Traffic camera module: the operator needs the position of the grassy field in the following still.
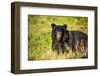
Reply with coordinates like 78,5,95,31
28,15,88,60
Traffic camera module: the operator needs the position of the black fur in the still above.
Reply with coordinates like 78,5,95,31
63,30,88,51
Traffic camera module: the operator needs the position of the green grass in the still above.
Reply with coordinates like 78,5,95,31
28,15,88,60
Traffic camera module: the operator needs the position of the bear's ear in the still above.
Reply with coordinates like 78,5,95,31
51,23,56,28
63,24,67,29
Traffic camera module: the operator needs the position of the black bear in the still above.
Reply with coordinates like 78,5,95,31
51,23,88,53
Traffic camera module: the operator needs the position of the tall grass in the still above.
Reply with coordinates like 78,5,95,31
28,15,88,60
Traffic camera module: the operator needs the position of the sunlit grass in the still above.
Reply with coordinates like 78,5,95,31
28,47,88,60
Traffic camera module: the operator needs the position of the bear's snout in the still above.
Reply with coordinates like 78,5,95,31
56,31,62,41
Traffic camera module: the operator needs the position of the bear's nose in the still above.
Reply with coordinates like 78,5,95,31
56,32,62,41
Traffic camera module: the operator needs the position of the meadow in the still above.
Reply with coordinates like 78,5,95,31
28,15,88,60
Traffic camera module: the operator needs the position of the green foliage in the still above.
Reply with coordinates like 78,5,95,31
28,15,88,60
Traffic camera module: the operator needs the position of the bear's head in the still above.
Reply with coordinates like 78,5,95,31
51,23,67,41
